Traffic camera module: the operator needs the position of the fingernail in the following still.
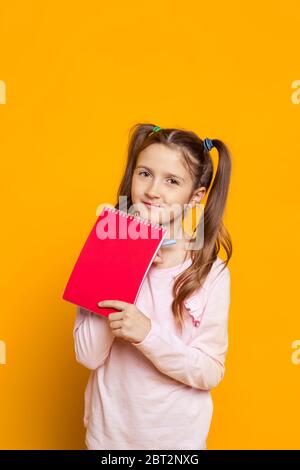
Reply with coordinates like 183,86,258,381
98,302,103,306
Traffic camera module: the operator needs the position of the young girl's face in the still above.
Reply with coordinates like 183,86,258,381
131,143,201,231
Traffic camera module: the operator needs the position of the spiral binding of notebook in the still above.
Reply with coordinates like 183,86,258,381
62,205,168,317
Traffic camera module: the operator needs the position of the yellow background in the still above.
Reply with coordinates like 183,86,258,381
0,0,300,450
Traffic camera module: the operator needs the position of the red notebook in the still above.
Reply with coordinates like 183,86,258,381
62,206,167,317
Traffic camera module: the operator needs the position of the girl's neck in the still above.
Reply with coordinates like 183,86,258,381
156,231,192,269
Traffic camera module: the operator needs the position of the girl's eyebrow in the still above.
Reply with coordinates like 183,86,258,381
135,165,185,182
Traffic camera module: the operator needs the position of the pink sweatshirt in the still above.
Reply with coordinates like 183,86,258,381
73,256,231,450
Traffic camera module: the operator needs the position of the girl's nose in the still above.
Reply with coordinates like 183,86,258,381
146,181,161,199
146,190,160,199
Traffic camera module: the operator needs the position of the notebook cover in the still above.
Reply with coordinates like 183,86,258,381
62,206,167,317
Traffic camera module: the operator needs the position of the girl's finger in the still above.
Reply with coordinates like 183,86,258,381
153,248,165,264
109,320,123,330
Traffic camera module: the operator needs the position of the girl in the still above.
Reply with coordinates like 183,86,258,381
73,123,232,450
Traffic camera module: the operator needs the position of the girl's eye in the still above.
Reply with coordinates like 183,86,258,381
138,171,150,178
168,178,179,185
138,171,179,185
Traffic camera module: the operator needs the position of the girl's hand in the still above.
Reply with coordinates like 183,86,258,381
97,300,151,344
153,248,165,265
133,210,165,264
133,209,165,266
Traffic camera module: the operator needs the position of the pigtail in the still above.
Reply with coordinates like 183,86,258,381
202,139,232,275
172,138,233,334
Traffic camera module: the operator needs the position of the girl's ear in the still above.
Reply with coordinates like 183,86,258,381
189,187,206,208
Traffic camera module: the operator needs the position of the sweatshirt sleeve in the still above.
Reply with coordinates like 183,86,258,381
131,266,231,390
73,306,115,370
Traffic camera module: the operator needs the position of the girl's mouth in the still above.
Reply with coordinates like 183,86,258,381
143,201,161,208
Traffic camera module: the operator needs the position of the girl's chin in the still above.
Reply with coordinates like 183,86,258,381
137,207,165,225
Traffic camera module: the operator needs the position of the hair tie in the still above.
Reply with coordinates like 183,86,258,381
203,137,214,152
152,126,161,133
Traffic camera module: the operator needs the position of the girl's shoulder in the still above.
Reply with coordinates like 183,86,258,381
192,255,230,294
208,256,230,287
183,256,230,322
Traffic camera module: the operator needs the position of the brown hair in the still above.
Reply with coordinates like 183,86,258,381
114,123,232,334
